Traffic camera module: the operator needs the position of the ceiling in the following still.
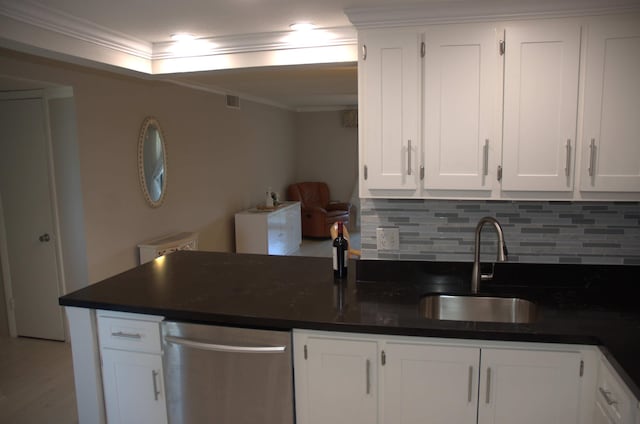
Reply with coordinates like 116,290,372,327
0,0,390,110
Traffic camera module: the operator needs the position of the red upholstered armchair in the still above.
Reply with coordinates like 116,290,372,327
287,182,353,238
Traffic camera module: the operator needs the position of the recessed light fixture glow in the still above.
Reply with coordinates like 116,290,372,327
171,33,196,42
289,22,316,32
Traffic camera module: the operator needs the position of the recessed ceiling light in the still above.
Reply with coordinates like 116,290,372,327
171,33,196,41
289,23,316,32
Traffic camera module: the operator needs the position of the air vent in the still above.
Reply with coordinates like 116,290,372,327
226,95,240,109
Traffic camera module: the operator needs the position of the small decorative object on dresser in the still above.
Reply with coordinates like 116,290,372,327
137,231,199,264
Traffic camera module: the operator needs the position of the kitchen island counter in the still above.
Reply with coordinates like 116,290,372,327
59,251,640,398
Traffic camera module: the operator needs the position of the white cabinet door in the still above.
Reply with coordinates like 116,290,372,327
294,333,378,424
382,341,479,424
360,29,420,192
502,21,581,191
580,16,640,193
101,349,167,424
478,348,582,424
423,24,500,191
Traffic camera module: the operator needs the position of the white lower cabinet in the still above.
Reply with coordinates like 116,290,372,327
101,349,167,424
383,341,480,424
294,330,595,424
594,355,638,424
97,310,167,424
293,333,378,424
477,348,582,424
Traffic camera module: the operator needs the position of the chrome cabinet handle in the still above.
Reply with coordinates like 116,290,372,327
485,367,492,404
165,335,286,353
483,139,489,176
366,359,371,394
362,44,367,60
111,331,142,339
565,139,571,177
152,370,160,401
588,138,596,177
468,366,474,403
407,140,412,176
599,387,618,406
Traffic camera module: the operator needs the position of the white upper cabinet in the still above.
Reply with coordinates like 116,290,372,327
360,29,420,192
580,16,640,193
423,24,501,192
502,20,581,192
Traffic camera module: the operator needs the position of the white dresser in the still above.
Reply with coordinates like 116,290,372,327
235,201,302,255
138,231,199,264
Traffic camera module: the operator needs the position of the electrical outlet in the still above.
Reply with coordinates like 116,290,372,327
377,227,400,251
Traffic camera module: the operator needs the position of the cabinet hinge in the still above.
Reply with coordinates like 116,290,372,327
497,165,503,182
579,360,584,377
420,42,425,58
362,44,367,61
499,40,505,56
364,165,368,180
304,344,308,360
420,165,424,180
381,350,386,366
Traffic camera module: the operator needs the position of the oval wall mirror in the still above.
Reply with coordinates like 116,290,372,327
137,117,167,207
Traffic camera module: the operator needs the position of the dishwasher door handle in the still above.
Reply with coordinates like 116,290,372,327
165,335,287,353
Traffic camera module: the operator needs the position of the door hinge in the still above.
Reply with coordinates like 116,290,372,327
364,165,368,180
420,41,425,58
362,44,367,61
499,40,505,56
579,360,584,377
381,350,386,366
497,165,503,182
420,165,424,180
304,344,308,360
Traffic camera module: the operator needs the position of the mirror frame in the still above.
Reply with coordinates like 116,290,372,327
137,116,167,208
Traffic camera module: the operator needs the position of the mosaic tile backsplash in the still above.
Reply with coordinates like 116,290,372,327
360,199,640,265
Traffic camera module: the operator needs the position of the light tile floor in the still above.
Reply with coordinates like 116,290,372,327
0,336,77,424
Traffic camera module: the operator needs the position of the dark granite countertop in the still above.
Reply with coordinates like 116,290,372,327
59,251,640,398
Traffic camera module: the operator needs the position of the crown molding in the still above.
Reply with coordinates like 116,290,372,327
151,26,356,60
0,0,152,59
345,0,640,28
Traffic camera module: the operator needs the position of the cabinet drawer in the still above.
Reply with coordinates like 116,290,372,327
97,313,162,354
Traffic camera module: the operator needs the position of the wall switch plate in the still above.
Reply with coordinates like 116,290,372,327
377,227,400,251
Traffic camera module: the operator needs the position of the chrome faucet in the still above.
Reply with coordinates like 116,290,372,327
471,217,508,293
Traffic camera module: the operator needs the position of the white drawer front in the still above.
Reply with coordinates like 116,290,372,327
98,315,162,354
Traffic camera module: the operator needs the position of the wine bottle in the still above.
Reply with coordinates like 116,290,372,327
332,221,348,279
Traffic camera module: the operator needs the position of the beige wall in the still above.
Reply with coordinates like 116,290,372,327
293,111,358,208
0,48,296,284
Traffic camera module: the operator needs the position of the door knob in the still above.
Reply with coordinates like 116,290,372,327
39,233,50,242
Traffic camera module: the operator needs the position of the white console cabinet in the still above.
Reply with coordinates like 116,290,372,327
235,201,301,255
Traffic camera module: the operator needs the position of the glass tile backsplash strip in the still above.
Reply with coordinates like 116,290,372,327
360,199,640,265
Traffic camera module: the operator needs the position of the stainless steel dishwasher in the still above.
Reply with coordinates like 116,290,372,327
162,321,294,424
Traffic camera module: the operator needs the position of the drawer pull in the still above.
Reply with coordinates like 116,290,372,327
485,367,492,404
468,365,474,403
111,331,142,340
599,387,617,406
152,370,160,401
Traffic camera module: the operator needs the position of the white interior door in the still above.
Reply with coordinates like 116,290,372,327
0,97,65,341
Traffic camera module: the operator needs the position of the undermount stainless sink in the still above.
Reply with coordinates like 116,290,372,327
420,294,537,324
